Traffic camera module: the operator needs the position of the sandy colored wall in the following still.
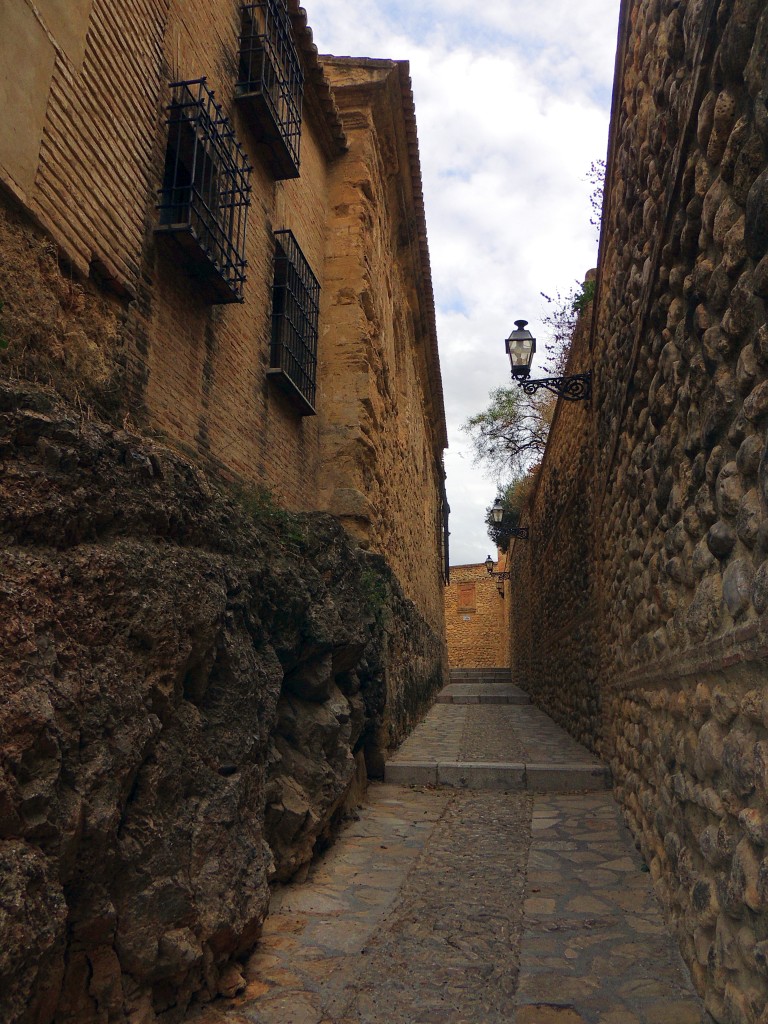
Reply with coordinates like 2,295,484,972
0,6,448,639
1,0,330,509
317,57,448,639
445,562,510,670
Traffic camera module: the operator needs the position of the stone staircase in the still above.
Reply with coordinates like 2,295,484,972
386,667,610,793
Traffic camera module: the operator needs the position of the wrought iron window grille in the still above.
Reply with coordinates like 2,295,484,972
236,0,303,179
156,78,252,304
268,229,319,415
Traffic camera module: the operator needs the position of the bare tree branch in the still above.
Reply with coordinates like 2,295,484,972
461,386,554,480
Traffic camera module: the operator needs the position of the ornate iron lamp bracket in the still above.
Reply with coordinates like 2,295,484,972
514,371,592,402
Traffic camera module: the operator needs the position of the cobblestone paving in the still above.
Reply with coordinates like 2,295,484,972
517,794,711,1024
188,685,710,1024
437,682,529,703
327,790,531,1023
388,701,596,767
459,705,526,762
512,705,597,766
388,704,466,763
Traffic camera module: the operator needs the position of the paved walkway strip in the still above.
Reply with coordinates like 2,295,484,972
518,793,708,1024
386,679,609,792
188,675,710,1024
436,681,530,704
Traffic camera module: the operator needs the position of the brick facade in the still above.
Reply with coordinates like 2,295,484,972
0,0,447,637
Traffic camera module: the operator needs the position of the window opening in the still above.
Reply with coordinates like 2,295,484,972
236,0,303,179
268,229,319,415
457,583,476,613
156,78,251,303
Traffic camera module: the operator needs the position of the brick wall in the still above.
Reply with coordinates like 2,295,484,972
0,2,448,640
445,562,510,670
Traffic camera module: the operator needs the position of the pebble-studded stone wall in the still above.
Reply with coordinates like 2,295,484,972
508,1,768,1018
444,562,510,669
507,309,602,756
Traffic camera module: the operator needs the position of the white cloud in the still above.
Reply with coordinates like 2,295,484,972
310,0,619,564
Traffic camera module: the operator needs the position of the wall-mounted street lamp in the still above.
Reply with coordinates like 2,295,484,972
485,496,529,594
485,553,512,581
490,496,529,541
506,320,591,402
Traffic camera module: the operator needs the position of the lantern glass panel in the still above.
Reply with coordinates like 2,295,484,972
507,334,533,371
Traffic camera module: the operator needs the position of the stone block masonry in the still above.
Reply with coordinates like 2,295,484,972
445,561,511,669
508,1,768,1019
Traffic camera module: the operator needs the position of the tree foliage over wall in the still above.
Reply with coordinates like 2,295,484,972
484,472,537,552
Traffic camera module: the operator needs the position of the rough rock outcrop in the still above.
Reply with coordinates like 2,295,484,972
0,383,443,1024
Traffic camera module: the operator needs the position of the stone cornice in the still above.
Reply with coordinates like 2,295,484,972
317,55,447,454
287,2,348,159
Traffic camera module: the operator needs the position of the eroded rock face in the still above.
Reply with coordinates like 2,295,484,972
0,383,444,1024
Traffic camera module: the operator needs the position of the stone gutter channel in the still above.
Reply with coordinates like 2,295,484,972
189,672,711,1024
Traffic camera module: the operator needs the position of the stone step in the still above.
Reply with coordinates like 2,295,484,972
437,684,530,705
384,760,611,792
449,667,511,683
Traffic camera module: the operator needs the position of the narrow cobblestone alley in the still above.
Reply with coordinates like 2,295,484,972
189,673,711,1024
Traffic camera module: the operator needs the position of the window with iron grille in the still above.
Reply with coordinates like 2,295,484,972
267,230,319,415
236,0,303,179
156,78,251,304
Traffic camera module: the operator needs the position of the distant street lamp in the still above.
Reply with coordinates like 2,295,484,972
485,554,512,581
506,320,591,402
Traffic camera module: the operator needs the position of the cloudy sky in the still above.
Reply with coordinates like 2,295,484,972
310,0,620,565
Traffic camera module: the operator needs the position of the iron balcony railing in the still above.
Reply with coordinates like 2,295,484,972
236,0,303,179
156,78,252,303
267,229,319,414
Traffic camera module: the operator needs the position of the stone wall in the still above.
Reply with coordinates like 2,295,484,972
508,1,768,1018
0,1,447,638
507,310,601,755
445,562,510,669
0,382,444,1024
0,7,449,1020
2,0,338,510
317,57,448,636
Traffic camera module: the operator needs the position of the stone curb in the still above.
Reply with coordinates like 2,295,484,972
385,760,611,792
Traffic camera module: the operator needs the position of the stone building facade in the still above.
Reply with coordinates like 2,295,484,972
445,560,510,670
508,1,768,1018
0,0,447,637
